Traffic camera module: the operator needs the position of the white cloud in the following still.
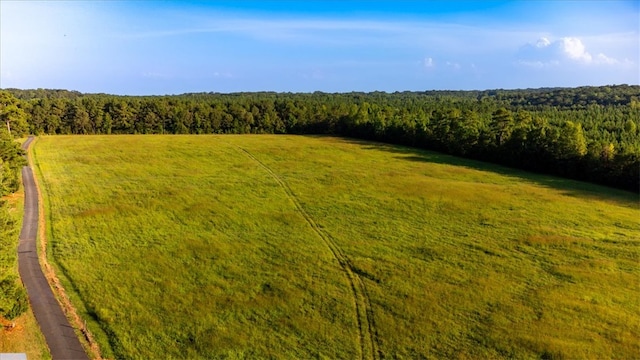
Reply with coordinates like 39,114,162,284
536,37,551,48
517,36,624,67
446,61,461,70
596,53,618,65
424,57,434,68
560,37,592,62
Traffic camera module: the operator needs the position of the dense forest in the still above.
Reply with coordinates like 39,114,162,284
2,85,639,192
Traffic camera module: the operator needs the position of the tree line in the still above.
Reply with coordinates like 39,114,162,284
2,85,639,192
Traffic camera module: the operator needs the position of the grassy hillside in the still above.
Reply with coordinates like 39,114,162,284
33,135,639,359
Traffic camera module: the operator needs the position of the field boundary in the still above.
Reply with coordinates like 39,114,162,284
236,145,381,360
27,137,103,359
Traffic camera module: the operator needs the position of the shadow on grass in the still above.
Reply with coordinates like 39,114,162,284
307,135,639,209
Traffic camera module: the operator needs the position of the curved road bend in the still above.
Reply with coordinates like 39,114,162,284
18,136,89,359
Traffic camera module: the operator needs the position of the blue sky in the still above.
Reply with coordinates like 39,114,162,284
1,1,638,95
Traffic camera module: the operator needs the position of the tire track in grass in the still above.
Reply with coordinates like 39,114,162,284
236,146,380,360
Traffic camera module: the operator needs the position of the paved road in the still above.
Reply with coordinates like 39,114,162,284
18,136,89,360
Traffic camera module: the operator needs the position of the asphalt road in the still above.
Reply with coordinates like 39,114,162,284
18,136,89,360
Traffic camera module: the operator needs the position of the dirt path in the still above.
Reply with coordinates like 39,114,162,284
18,136,89,360
237,146,381,360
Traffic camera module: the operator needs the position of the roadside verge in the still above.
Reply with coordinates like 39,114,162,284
20,137,99,359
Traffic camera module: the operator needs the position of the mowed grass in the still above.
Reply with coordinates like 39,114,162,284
33,135,639,359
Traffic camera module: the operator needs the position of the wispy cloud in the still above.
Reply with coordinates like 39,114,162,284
142,72,172,79
446,61,461,70
121,13,537,52
424,57,434,68
212,71,233,79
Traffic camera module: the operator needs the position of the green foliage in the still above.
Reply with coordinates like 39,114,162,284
0,276,28,320
490,107,514,146
6,85,640,190
0,197,27,321
34,135,640,359
0,133,28,322
0,132,26,196
0,91,29,137
556,121,588,159
624,118,637,135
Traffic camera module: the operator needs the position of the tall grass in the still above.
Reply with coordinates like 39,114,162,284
33,135,639,359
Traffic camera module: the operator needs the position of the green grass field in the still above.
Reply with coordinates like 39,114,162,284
32,135,639,359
